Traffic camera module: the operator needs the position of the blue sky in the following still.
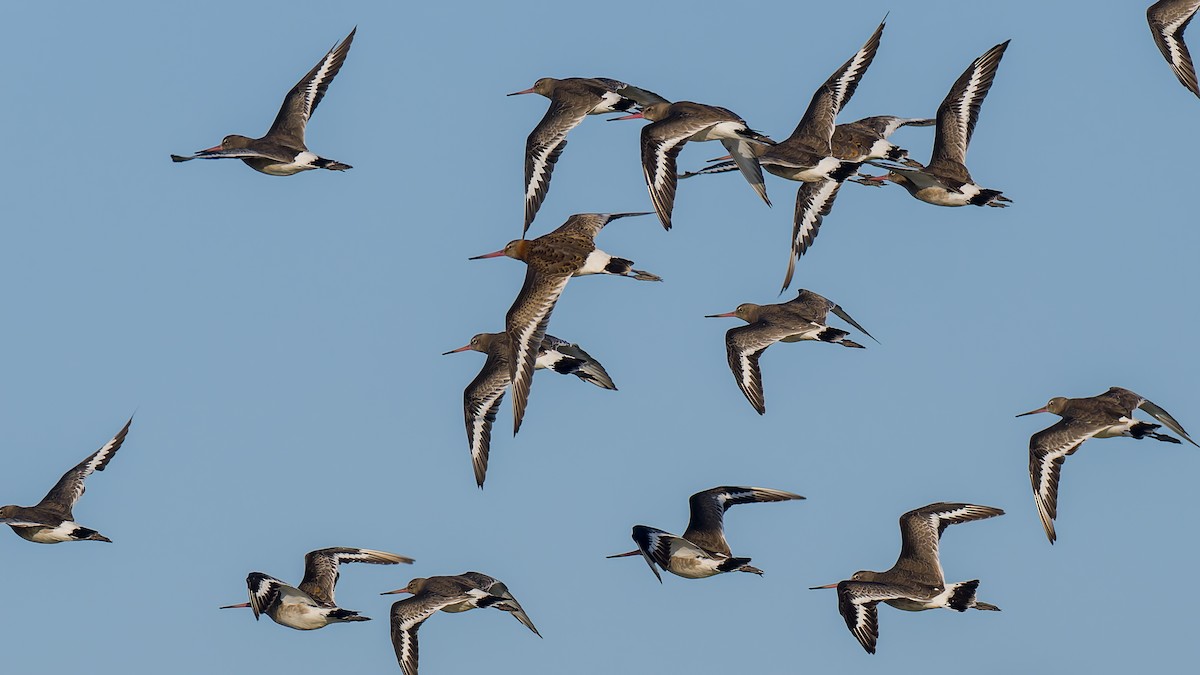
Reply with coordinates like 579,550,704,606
2,1,1198,673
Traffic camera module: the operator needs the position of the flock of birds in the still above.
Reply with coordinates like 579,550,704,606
5,2,1200,670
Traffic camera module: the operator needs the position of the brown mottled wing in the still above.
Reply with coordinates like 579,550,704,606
1029,419,1105,543
266,27,356,148
523,97,592,235
724,322,801,415
895,502,1004,584
682,486,804,556
36,417,132,519
785,19,884,148
641,111,718,230
553,211,651,239
463,350,509,486
930,40,1009,170
1148,0,1200,97
781,179,841,292
837,580,905,654
299,547,415,606
506,267,571,434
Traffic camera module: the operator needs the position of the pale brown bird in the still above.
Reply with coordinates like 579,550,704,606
1018,386,1198,543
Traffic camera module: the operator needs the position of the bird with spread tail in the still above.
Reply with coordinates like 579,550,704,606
171,28,356,174
811,502,1003,654
384,572,540,675
1018,386,1198,543
469,212,660,435
444,331,616,486
706,289,874,414
608,486,804,581
219,547,413,630
1,417,132,544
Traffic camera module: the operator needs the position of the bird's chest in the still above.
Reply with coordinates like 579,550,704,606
687,121,742,142
666,549,724,579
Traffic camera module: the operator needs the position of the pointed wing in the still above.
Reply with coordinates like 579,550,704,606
523,98,591,235
1148,0,1200,97
36,417,132,519
641,113,715,230
457,572,541,636
1138,395,1199,447
552,211,651,239
719,138,771,206
682,486,804,556
930,40,1010,169
786,19,885,148
463,350,509,487
391,593,473,675
724,322,801,415
1029,418,1105,543
591,78,671,108
186,147,296,162
836,580,907,654
628,525,686,583
298,547,414,606
850,115,936,138
895,502,1004,584
781,179,842,292
266,27,356,148
506,268,571,435
537,335,617,390
245,572,295,620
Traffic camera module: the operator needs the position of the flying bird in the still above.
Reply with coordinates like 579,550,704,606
219,547,413,630
868,41,1012,207
607,486,804,581
509,77,668,234
444,331,617,486
171,28,356,175
706,289,874,414
1,417,132,544
1148,0,1200,98
811,502,1003,654
682,113,934,291
469,212,660,435
616,100,774,230
384,572,540,675
1018,386,1198,543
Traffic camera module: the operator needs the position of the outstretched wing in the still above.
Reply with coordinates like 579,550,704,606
463,351,510,487
1028,419,1103,543
895,502,1004,584
506,268,571,435
523,99,592,235
683,486,805,556
266,27,356,148
931,40,1010,168
1148,0,1200,98
37,417,133,519
299,547,415,606
781,179,842,292
836,580,907,654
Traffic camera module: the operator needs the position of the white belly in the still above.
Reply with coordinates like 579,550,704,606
272,603,333,630
16,521,79,544
688,121,744,142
